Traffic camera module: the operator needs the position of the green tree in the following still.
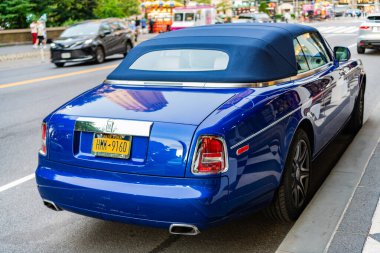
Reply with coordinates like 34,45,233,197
0,0,35,29
94,0,140,18
192,0,212,4
259,1,268,14
216,0,232,14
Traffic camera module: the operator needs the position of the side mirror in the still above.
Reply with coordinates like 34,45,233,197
100,30,111,37
334,46,351,62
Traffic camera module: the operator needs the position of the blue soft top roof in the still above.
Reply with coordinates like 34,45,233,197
108,23,318,83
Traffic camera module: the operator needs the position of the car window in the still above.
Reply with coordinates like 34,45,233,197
296,33,329,70
367,15,380,22
130,49,229,71
109,22,119,31
100,23,111,33
310,33,332,62
293,39,310,73
185,13,195,21
111,21,125,30
174,13,184,21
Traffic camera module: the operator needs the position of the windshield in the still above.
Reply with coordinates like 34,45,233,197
367,15,380,22
61,23,100,37
130,49,229,71
174,13,183,22
255,13,270,19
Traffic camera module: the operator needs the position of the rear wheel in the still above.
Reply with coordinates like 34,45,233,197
95,47,105,64
54,63,64,68
357,46,365,54
264,129,312,221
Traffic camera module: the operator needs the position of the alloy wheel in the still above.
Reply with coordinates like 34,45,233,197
291,139,310,209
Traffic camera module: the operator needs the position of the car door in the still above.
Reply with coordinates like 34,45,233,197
114,21,128,53
297,32,351,146
99,22,114,56
292,37,330,152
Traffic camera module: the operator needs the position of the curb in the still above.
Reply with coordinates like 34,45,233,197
0,50,50,62
276,102,380,253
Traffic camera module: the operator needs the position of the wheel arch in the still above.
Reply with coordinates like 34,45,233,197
297,119,315,157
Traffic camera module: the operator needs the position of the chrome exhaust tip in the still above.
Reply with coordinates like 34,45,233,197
169,224,200,235
43,199,62,211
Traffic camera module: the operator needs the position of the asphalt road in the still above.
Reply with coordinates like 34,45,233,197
1,20,379,253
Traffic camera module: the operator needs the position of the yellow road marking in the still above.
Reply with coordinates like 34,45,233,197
0,64,117,89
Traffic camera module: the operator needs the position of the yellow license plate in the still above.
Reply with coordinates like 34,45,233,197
92,133,132,159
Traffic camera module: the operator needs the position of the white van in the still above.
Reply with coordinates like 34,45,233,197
171,6,216,31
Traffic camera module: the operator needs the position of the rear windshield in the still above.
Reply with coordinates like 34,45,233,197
238,15,253,19
367,15,380,22
129,49,229,71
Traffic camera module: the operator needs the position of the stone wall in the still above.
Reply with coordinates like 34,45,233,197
0,27,66,46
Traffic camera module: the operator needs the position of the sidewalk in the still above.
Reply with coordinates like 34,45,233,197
0,33,156,62
0,44,49,62
277,101,380,253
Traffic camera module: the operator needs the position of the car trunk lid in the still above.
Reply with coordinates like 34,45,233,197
47,84,241,177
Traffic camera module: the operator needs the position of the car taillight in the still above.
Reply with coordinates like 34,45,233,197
360,26,371,30
40,123,47,156
192,136,228,174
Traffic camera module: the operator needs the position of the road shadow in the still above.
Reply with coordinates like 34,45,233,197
59,54,124,69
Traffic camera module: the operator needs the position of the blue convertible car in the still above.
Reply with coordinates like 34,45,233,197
36,24,366,235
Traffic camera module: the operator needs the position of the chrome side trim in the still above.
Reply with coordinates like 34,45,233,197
75,117,153,137
103,78,292,88
104,63,332,89
230,107,301,150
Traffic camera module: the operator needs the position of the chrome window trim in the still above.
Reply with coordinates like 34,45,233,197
75,117,153,137
103,64,331,88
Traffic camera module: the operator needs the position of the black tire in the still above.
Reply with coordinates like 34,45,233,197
95,47,105,64
357,46,365,54
347,86,365,134
123,41,133,57
54,63,64,68
264,129,312,221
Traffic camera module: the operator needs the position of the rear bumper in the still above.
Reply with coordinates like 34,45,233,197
35,159,229,230
358,34,380,48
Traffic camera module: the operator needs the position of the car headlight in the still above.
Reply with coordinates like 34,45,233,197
84,39,93,45
50,43,56,48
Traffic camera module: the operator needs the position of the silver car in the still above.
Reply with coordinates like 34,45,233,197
357,13,380,54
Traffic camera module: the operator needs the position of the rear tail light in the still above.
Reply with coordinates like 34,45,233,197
40,123,47,156
360,26,371,30
192,136,228,174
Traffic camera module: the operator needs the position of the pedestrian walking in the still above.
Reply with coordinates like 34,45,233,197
30,20,38,45
149,18,155,33
284,11,291,23
34,21,46,49
141,17,147,34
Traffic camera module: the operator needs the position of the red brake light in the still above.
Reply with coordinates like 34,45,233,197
192,136,227,174
360,26,370,30
40,123,47,156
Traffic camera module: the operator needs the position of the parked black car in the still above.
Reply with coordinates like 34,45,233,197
50,19,135,67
